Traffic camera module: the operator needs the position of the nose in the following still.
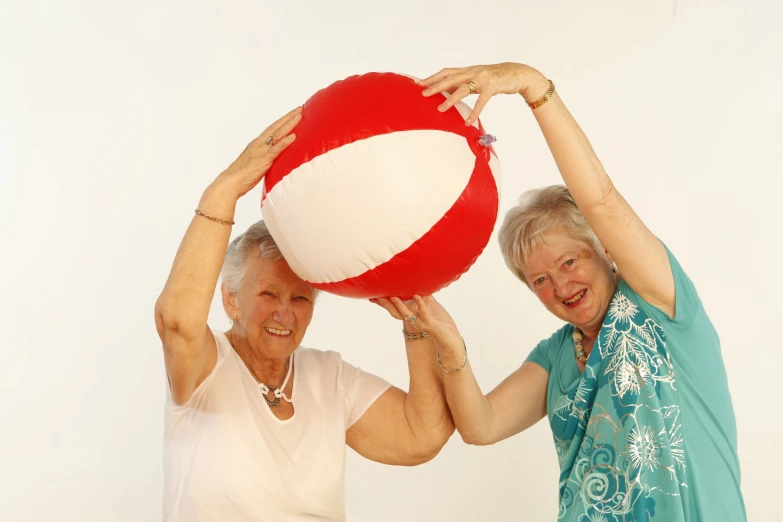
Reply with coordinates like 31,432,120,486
274,300,295,326
551,274,573,300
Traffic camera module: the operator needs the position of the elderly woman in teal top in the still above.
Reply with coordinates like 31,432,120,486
378,62,745,521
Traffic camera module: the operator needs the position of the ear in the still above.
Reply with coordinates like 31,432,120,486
221,284,239,321
602,248,617,273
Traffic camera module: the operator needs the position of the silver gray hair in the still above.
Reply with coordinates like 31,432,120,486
221,220,318,299
498,185,603,287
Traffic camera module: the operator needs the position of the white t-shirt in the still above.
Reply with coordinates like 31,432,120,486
163,330,392,522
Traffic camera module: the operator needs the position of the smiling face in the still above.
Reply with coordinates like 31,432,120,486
520,228,617,334
223,255,315,361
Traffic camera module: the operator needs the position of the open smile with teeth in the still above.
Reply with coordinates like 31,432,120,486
563,289,587,305
264,327,292,336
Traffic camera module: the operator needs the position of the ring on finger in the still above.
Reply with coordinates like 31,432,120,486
404,315,416,323
466,81,477,94
264,136,274,146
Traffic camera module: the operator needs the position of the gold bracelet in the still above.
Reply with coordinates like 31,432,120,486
195,209,235,226
527,79,556,109
436,337,468,374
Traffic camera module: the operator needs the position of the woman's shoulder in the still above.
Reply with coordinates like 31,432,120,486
208,328,236,358
525,323,573,374
615,241,703,326
295,346,349,373
536,323,574,355
541,323,573,347
296,346,340,360
295,347,381,381
294,347,372,391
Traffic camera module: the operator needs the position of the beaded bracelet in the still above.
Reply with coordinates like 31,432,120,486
195,209,235,226
402,329,429,341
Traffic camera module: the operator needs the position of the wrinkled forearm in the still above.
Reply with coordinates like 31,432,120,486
155,180,239,334
523,73,614,212
434,340,496,445
402,338,455,460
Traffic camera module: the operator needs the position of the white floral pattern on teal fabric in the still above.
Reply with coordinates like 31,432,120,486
551,290,688,522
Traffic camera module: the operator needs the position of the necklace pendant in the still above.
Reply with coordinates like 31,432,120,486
263,384,281,407
257,355,292,408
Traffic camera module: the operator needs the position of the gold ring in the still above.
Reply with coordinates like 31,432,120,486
264,136,274,146
466,81,477,94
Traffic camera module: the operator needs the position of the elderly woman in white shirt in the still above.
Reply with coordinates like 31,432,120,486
154,108,454,522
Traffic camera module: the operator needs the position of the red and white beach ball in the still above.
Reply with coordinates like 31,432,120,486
261,72,501,299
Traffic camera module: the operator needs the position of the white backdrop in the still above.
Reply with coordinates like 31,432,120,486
1,1,781,521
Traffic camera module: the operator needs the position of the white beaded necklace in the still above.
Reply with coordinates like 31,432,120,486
572,328,588,363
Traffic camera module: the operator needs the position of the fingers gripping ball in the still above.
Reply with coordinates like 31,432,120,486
261,72,501,299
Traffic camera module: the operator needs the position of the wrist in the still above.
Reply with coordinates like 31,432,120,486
436,337,468,374
198,180,240,219
436,337,465,363
402,320,419,334
519,70,550,103
205,175,243,203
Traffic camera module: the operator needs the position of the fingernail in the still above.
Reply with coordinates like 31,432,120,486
438,104,447,112
422,89,430,96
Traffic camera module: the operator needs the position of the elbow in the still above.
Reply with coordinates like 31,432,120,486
405,447,441,467
155,293,184,322
155,295,176,329
581,178,619,216
154,297,203,342
458,426,494,447
155,298,179,338
405,441,445,466
460,433,491,447
405,420,455,466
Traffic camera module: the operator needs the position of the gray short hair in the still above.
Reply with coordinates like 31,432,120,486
498,185,601,287
220,220,286,294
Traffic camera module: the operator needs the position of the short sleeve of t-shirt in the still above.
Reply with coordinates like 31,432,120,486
624,242,701,328
524,325,572,374
525,342,552,373
339,357,392,429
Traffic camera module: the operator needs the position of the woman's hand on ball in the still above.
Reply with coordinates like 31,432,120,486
419,63,549,125
217,107,303,199
371,295,461,347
